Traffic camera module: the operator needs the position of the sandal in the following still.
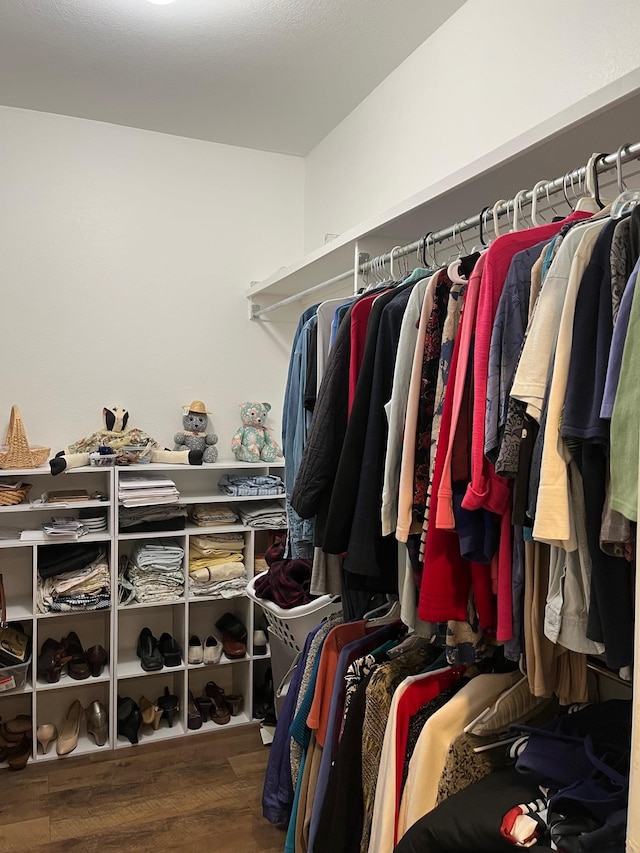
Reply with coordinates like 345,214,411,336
205,681,230,725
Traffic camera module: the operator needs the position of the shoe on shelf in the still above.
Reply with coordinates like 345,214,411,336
204,681,231,725
214,613,247,660
187,691,202,730
7,736,31,771
139,696,163,730
157,686,180,728
117,696,142,745
253,630,268,656
203,635,222,665
188,635,203,665
57,700,84,756
195,696,214,723
36,723,58,755
86,645,108,678
136,628,163,672
4,715,32,735
226,694,243,717
37,645,71,684
158,633,182,668
86,701,108,747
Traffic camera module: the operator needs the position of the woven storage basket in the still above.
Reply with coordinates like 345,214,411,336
0,484,31,506
0,406,50,470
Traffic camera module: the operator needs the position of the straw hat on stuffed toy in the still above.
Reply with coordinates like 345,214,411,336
183,400,211,414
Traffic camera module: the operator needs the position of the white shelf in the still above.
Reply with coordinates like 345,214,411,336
36,666,111,691
0,499,109,514
0,462,286,756
117,653,185,680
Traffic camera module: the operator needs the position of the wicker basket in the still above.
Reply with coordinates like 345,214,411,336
0,484,32,506
0,406,50,470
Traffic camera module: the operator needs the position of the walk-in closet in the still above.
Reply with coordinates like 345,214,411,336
2,1,640,851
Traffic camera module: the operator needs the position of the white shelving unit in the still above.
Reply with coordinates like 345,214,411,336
0,461,285,764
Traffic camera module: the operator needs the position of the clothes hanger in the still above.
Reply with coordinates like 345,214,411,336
472,206,491,250
447,223,468,284
576,153,608,211
545,180,562,220
562,171,575,212
511,189,529,231
611,142,640,218
492,198,507,238
421,231,433,269
530,180,550,226
463,674,527,738
389,246,403,280
363,595,402,625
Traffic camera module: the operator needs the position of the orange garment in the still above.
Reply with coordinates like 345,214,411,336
306,621,368,747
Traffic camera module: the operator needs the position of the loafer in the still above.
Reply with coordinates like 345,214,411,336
158,633,182,667
203,635,222,665
136,628,163,672
188,635,203,665
68,655,91,680
214,613,247,660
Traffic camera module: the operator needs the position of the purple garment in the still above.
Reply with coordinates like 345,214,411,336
307,626,399,853
600,257,640,419
262,622,323,825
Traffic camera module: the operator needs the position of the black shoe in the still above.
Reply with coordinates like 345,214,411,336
187,691,202,730
158,632,182,667
117,696,142,744
136,628,163,672
157,686,180,727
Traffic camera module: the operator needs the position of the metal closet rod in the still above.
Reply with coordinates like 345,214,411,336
251,141,640,319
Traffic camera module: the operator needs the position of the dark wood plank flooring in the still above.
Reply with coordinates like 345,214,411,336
0,727,285,852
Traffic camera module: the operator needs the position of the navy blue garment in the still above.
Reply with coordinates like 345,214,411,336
452,480,500,563
262,622,323,825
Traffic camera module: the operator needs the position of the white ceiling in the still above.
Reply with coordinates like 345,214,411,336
0,0,465,155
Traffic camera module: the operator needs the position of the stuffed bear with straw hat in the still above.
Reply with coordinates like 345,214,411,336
174,400,219,463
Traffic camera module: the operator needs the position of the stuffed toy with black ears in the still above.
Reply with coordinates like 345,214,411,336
50,406,204,475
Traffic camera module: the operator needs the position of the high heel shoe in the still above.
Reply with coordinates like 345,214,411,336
136,628,163,672
158,633,182,668
187,691,202,730
86,701,108,747
205,681,230,725
117,696,142,745
37,646,72,684
157,686,179,728
138,696,163,730
57,700,84,756
226,694,243,717
36,723,58,755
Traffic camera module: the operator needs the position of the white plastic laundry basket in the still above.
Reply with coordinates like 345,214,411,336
246,574,341,652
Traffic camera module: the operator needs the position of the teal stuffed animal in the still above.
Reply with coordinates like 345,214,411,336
231,402,283,463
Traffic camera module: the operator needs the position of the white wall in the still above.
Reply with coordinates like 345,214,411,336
304,0,640,253
0,106,305,455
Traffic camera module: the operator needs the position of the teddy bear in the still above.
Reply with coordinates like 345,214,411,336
174,400,218,463
50,406,204,475
231,402,283,464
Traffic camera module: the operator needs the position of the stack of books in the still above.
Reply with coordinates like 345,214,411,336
118,474,180,507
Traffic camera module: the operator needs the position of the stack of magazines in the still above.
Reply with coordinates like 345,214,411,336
118,474,180,507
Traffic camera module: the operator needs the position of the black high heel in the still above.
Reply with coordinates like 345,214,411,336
117,696,142,745
157,686,179,728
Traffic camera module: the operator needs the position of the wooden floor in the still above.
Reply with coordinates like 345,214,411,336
0,726,286,853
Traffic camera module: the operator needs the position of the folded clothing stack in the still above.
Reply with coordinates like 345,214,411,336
189,534,246,598
118,474,180,507
120,539,184,605
188,504,239,527
235,501,287,529
119,504,187,534
218,474,285,497
37,547,110,613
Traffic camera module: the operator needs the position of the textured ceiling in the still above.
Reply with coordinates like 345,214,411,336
0,0,465,155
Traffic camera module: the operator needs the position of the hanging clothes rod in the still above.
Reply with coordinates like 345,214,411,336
586,661,632,688
251,141,640,319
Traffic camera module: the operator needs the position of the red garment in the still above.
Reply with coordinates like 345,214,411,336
462,213,592,517
460,213,592,640
393,667,466,843
348,293,379,415
418,309,495,632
